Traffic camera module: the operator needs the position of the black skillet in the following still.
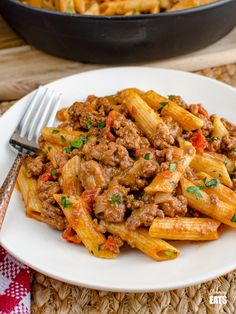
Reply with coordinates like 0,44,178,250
0,0,236,64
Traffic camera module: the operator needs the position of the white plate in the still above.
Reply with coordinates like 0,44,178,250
1,67,236,292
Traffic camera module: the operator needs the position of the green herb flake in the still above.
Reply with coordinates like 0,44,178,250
223,161,228,166
165,250,174,257
168,162,177,171
233,167,236,172
98,244,102,251
205,179,219,188
202,177,207,184
52,129,59,134
131,198,139,203
109,193,122,205
61,196,72,208
70,135,88,150
231,214,236,222
186,186,204,200
159,101,168,107
61,135,66,142
144,153,151,160
51,169,57,176
87,115,92,129
168,95,175,100
98,121,106,129
64,147,72,153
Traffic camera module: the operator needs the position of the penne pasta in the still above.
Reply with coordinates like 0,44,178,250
17,165,43,222
54,194,117,259
194,172,236,207
211,116,229,140
149,217,221,240
41,127,86,147
100,0,160,15
104,222,179,261
141,90,203,131
61,156,83,195
120,89,169,140
41,142,63,167
180,177,236,228
191,153,232,187
55,0,76,12
203,151,235,173
145,140,196,194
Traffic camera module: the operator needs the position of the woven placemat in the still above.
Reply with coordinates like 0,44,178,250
1,64,236,314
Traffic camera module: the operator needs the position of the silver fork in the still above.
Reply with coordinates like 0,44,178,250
0,86,62,229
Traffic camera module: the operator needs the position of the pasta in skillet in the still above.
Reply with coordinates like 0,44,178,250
19,0,218,15
17,87,236,261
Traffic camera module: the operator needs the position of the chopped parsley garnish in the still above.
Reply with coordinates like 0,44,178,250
230,174,235,179
51,169,57,176
61,135,66,142
144,153,151,160
168,95,175,100
98,244,102,251
223,161,228,166
205,179,219,188
202,177,207,184
233,167,236,172
109,193,122,205
52,129,59,134
165,250,174,257
131,198,139,203
64,147,72,153
61,196,72,208
97,121,106,129
87,116,92,129
231,214,236,222
186,186,204,200
168,162,177,171
159,101,168,107
70,135,88,149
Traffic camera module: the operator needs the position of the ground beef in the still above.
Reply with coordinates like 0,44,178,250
120,158,159,190
221,135,236,151
169,95,188,109
83,139,133,170
41,202,66,231
102,235,124,254
54,152,70,170
126,195,145,210
189,104,213,137
162,116,182,139
159,195,188,217
183,166,196,181
25,155,45,176
150,123,175,149
134,148,157,161
222,118,236,137
68,96,111,130
112,112,150,150
126,204,164,230
93,180,129,223
207,137,221,152
37,180,61,203
79,160,108,190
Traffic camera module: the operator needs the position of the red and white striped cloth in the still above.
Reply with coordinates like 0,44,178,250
0,247,30,314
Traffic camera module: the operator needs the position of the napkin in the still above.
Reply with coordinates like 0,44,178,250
0,247,30,314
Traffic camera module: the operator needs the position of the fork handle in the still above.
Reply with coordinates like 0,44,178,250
0,152,25,230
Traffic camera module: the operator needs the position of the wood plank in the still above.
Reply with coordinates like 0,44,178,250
0,16,25,49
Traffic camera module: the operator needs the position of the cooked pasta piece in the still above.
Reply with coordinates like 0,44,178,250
145,140,196,194
190,153,232,187
56,107,69,121
211,116,229,140
17,165,43,222
168,0,217,11
41,127,86,147
194,172,236,207
54,194,118,258
41,142,63,167
141,90,203,131
149,217,221,240
100,0,160,15
180,177,236,228
55,0,75,12
203,151,235,173
104,222,179,261
61,156,83,195
121,89,169,140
